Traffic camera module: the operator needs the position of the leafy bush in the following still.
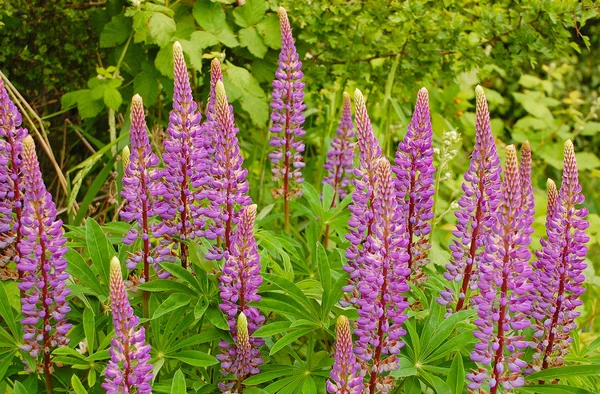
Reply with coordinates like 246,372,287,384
1,1,599,394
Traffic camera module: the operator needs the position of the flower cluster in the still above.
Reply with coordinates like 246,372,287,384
529,140,589,371
17,136,71,367
268,7,306,202
519,141,535,239
392,88,435,281
354,158,410,393
344,89,382,303
323,92,356,201
218,205,264,389
120,95,160,278
441,86,502,311
0,80,27,268
151,42,204,268
467,145,532,393
327,315,363,393
103,257,153,394
201,79,251,259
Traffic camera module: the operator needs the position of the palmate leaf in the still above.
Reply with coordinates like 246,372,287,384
152,293,191,320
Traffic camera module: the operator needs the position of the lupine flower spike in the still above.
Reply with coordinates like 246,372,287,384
467,145,531,393
0,80,28,270
218,205,264,391
202,80,250,259
327,315,363,393
343,89,382,305
392,88,435,281
519,141,535,240
17,136,71,390
441,85,502,311
355,157,410,394
103,257,153,394
152,41,204,268
323,92,355,202
530,141,589,371
201,58,224,155
268,7,306,232
120,95,160,282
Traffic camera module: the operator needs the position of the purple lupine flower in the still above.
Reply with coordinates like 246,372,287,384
152,41,204,269
530,141,589,371
354,157,410,393
327,315,363,393
218,205,264,388
343,89,382,305
0,80,28,269
323,92,355,201
392,88,435,281
268,7,306,230
103,257,153,394
519,141,535,239
467,145,531,393
441,85,502,311
120,95,160,280
201,80,251,259
17,136,71,371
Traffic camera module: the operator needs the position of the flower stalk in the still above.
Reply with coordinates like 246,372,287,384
441,85,502,311
268,7,306,233
18,136,71,393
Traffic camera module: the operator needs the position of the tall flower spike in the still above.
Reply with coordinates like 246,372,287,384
120,95,160,281
327,315,363,393
519,141,535,239
355,158,410,394
0,80,28,269
17,136,71,382
323,92,356,201
201,80,251,260
198,58,224,157
343,89,382,305
218,205,264,390
392,87,435,281
530,141,589,371
441,85,502,311
152,41,204,269
467,145,531,393
268,7,306,231
103,257,153,394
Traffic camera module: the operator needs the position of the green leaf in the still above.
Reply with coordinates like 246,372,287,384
137,279,195,295
0,281,18,339
179,31,219,70
253,321,293,338
446,355,464,394
240,93,269,126
232,0,267,27
61,90,87,109
581,121,600,136
83,308,95,354
215,24,239,48
13,381,27,394
239,27,268,58
134,69,161,106
85,218,116,288
575,152,600,170
171,369,186,394
518,385,596,394
103,87,122,110
194,296,209,320
160,263,202,293
148,12,176,47
78,96,105,119
152,293,192,320
169,350,219,367
66,249,106,296
192,0,226,34
71,374,88,394
526,364,600,381
257,14,281,49
404,376,422,394
269,327,314,355
155,45,174,78
206,307,229,330
100,14,132,48
302,377,317,394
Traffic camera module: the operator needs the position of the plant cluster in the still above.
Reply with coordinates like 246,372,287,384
0,4,598,394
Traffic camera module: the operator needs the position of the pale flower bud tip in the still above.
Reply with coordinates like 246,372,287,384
475,84,485,96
